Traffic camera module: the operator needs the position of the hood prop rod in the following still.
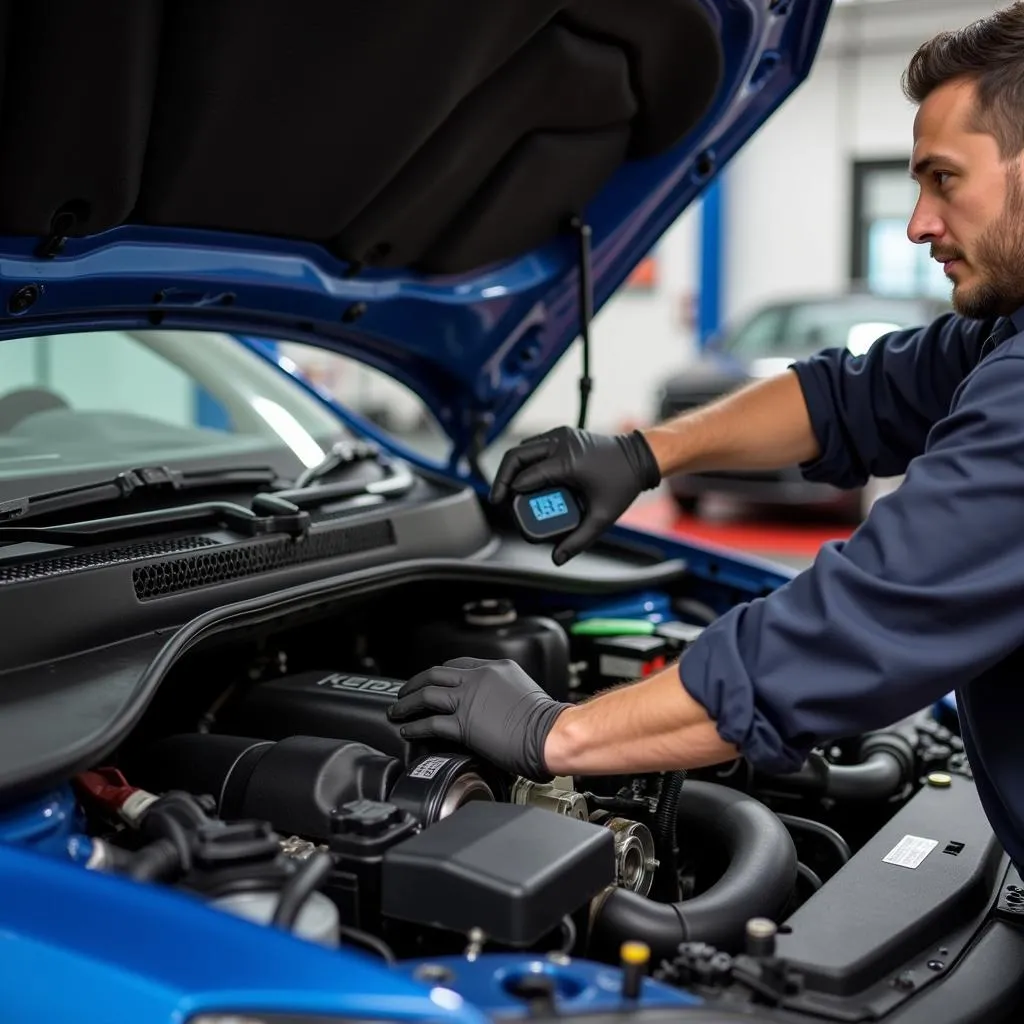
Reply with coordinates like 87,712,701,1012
571,217,594,430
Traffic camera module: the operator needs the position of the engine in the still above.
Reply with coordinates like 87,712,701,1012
54,590,1008,1022
87,659,686,956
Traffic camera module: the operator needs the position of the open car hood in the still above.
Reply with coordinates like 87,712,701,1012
0,0,830,465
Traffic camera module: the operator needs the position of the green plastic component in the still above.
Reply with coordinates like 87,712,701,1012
570,618,656,637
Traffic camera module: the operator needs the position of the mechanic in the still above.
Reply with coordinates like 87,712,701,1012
389,4,1024,866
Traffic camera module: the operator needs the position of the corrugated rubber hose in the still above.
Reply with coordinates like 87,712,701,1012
589,781,797,959
652,770,686,901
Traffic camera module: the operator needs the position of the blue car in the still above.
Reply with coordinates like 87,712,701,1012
0,4,1010,1024
655,292,950,521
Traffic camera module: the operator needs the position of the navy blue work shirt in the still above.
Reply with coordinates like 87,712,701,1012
680,305,1024,865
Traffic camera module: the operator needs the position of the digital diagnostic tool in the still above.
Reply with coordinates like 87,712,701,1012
512,487,582,543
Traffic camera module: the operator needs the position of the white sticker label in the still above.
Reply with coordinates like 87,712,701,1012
883,834,938,869
408,756,450,780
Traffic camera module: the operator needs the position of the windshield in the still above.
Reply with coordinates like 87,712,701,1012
720,298,933,359
0,330,347,486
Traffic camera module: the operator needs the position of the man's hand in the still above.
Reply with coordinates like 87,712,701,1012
386,657,571,781
490,427,661,564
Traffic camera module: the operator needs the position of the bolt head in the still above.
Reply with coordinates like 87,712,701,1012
414,963,455,984
746,917,778,939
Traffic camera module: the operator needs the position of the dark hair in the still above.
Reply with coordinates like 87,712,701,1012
902,2,1024,158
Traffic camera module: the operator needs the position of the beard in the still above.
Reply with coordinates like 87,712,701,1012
944,170,1024,320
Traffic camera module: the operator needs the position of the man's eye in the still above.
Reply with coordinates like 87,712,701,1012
934,171,952,187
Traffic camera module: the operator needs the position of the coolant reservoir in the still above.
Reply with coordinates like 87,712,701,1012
211,889,340,947
410,599,571,700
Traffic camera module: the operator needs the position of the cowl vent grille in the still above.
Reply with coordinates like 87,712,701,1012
132,520,395,600
0,536,216,585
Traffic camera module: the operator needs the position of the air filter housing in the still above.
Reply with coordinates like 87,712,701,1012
380,801,615,945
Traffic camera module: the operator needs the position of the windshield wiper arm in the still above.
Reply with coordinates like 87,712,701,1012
0,465,283,526
0,445,419,551
277,440,415,507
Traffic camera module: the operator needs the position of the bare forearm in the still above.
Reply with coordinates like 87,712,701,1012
543,664,737,776
643,369,819,477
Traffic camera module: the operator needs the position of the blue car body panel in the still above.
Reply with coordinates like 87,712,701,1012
394,955,702,1016
0,835,491,1024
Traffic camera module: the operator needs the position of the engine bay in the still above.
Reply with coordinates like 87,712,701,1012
13,567,1022,1023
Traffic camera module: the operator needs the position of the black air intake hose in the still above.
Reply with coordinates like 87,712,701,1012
134,733,403,841
131,734,498,840
589,781,796,960
756,730,914,802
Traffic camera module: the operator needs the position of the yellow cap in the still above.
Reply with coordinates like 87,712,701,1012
620,941,651,965
927,772,953,788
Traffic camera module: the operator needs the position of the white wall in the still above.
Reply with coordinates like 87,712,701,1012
724,51,847,326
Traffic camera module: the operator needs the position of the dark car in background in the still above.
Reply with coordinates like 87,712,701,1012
655,291,950,520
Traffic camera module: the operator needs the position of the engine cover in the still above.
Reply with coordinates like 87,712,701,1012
218,670,411,761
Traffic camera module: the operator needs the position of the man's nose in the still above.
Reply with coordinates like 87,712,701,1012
907,200,944,245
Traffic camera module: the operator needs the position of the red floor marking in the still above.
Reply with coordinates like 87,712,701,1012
621,496,855,557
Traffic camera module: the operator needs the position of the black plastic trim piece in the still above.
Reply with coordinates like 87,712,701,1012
884,921,1024,1024
774,776,1008,1020
0,481,491,668
132,519,395,599
0,535,216,585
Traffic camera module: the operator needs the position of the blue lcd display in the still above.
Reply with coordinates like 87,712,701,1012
529,491,569,521
512,487,582,544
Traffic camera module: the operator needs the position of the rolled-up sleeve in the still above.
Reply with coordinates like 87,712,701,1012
681,346,1024,773
791,313,994,488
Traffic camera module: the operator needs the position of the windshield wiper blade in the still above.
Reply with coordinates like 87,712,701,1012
0,493,311,547
0,465,283,526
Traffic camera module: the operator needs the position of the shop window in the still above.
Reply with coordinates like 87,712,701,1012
850,160,949,300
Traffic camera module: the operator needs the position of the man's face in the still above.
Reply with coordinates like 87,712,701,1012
908,77,1024,319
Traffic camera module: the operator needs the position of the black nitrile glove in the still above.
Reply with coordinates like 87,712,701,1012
386,657,570,781
490,427,661,565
